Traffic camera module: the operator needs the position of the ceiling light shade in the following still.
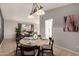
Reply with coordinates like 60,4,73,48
35,9,45,15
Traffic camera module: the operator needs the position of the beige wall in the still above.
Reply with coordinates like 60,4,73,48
0,3,40,40
40,3,79,52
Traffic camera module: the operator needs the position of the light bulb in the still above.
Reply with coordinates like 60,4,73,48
35,9,45,15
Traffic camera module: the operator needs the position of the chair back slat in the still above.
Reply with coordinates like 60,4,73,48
49,37,54,50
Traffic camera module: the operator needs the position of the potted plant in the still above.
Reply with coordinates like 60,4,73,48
16,28,21,34
15,28,21,38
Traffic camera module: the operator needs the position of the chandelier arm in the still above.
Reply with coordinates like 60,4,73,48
29,3,44,16
30,3,35,15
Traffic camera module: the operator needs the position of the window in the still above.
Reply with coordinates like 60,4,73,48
45,19,53,39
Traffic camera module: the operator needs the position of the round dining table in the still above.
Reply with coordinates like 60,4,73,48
19,38,49,55
19,39,49,47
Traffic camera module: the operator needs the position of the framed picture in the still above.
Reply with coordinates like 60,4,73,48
63,15,78,32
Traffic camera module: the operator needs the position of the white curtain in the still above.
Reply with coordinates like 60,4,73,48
45,19,53,39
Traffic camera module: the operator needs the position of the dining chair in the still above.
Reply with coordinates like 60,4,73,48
41,37,54,56
16,33,24,55
20,45,39,56
16,38,21,55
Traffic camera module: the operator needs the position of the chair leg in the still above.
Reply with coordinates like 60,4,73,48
36,46,40,56
21,49,24,56
51,50,54,56
33,49,35,56
16,47,18,55
42,50,43,56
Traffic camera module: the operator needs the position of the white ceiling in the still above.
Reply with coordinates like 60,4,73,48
40,3,71,11
0,3,71,22
0,3,71,14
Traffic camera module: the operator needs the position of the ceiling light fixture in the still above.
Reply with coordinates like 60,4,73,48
28,3,45,18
